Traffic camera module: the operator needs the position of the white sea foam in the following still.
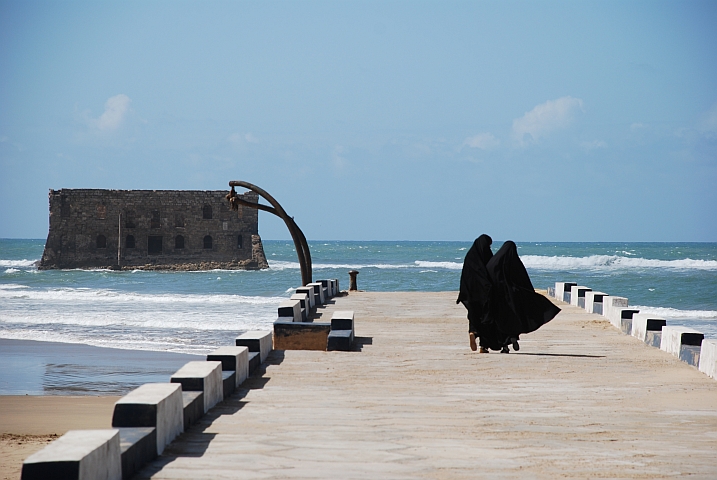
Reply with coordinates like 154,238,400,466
0,259,37,268
414,261,462,270
521,255,717,271
0,329,218,355
268,260,415,270
631,306,717,320
0,286,280,306
3,268,20,274
270,256,717,272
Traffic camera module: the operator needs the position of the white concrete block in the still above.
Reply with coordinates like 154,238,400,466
171,361,223,413
207,346,249,387
661,326,705,357
584,291,607,314
236,330,273,363
554,282,576,302
112,383,183,455
290,293,309,321
307,282,325,305
22,429,121,480
631,313,667,342
570,285,592,307
608,307,639,331
602,296,628,321
331,310,354,331
319,279,331,298
278,299,302,322
554,282,564,300
698,339,717,379
295,287,315,309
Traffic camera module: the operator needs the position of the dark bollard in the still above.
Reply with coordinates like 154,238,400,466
348,270,359,291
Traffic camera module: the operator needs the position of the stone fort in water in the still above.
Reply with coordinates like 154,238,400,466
39,189,269,270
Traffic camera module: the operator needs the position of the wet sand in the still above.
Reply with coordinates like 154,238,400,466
0,338,201,396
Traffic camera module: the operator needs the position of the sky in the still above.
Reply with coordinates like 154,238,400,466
1,0,716,242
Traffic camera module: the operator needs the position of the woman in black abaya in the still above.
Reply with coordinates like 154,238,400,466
486,240,560,347
458,236,560,353
456,235,505,353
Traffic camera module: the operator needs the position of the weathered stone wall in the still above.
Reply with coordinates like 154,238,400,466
39,189,269,270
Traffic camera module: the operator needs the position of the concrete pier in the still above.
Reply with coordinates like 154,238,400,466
133,292,717,479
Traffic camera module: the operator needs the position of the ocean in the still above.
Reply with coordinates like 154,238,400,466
2,239,716,355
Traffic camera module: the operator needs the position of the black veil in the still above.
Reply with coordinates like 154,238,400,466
458,236,560,350
457,235,505,350
486,241,560,338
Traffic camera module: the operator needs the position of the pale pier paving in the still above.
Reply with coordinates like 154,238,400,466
137,292,717,479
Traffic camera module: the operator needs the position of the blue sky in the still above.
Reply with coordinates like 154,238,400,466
1,0,715,241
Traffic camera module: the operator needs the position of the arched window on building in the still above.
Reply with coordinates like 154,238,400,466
148,236,162,255
96,235,107,249
203,205,212,219
203,235,212,249
126,235,135,249
175,235,185,249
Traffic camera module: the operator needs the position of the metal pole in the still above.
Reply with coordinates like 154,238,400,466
117,213,121,269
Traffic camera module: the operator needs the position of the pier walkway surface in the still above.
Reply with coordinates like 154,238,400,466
137,291,717,479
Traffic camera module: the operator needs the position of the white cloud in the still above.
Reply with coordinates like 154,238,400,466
228,132,259,145
463,132,500,150
699,103,717,136
580,140,607,150
332,145,349,171
95,94,131,131
512,96,583,145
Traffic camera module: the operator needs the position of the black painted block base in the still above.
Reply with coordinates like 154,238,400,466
248,352,260,374
327,329,354,351
182,391,204,430
118,427,157,480
222,370,235,398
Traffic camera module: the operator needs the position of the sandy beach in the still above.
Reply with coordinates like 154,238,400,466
0,396,118,480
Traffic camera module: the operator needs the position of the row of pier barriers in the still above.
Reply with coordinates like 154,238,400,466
22,330,275,480
550,282,717,381
21,280,355,478
274,279,356,351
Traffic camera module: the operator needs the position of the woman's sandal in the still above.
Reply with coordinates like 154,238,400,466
469,333,477,351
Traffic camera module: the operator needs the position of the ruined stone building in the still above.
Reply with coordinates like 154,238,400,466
39,189,269,270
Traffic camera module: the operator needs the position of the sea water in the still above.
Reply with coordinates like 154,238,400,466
1,239,716,355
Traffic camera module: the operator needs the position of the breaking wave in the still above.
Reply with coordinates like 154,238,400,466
0,259,37,268
631,305,717,320
269,256,717,272
521,255,717,271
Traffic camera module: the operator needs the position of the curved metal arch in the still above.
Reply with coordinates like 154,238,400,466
227,181,312,286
